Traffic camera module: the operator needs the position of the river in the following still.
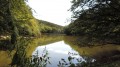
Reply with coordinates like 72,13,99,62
0,34,120,67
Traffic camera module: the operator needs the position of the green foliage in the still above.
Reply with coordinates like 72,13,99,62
65,0,120,44
10,35,63,67
1,35,120,67
64,26,72,35
11,0,40,36
11,26,19,44
30,50,51,67
37,19,64,34
0,0,40,36
0,0,13,34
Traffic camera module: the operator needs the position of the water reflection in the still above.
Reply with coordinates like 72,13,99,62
0,35,120,67
33,41,87,67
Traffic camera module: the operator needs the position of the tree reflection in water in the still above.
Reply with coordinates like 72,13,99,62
3,35,120,67
11,38,51,67
10,37,96,67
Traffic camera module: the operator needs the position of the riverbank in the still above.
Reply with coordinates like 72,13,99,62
65,35,120,47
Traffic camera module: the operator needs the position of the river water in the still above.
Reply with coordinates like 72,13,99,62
0,34,120,67
32,41,87,67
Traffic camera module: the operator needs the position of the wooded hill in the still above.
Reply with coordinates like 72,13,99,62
0,0,64,37
37,19,64,33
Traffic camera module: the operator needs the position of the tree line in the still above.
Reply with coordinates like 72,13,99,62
64,0,120,44
37,19,64,34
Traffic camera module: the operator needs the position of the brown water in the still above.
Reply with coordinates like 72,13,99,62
0,34,120,67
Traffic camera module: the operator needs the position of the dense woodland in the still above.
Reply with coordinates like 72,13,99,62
64,0,120,44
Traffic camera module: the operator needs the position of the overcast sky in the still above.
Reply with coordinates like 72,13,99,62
27,0,72,26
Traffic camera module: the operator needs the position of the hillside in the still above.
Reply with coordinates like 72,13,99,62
37,19,64,33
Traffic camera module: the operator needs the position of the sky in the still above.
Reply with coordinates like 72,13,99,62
27,0,72,26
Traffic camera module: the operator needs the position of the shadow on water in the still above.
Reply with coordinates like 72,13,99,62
0,39,16,67
63,36,120,67
0,35,63,67
0,35,120,67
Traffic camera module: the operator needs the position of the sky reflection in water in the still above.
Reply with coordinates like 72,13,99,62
32,40,85,67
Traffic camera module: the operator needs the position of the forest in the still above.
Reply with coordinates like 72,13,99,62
64,0,120,44
0,0,120,67
37,19,63,33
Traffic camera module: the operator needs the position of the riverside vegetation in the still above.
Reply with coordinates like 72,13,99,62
0,0,120,67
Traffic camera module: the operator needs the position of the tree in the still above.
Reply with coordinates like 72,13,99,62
0,0,41,36
70,0,120,18
65,0,120,43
